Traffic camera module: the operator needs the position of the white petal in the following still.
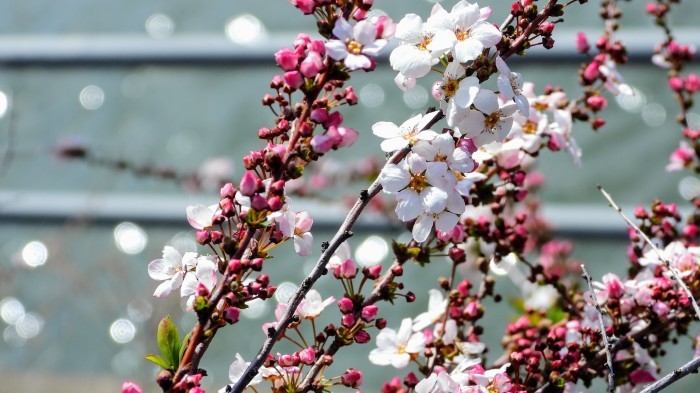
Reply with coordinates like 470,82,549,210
470,22,502,48
325,40,348,60
405,332,427,353
444,61,465,80
354,20,377,46
495,56,510,75
186,204,215,230
395,73,416,91
435,212,459,233
473,89,499,114
381,137,409,153
375,327,400,351
411,140,438,160
379,164,410,192
446,191,466,214
396,190,423,221
180,272,198,297
421,186,448,213
395,14,424,43
148,259,174,281
514,95,530,117
294,232,314,256
408,153,428,173
413,214,435,242
332,17,354,41
153,281,174,298
344,53,371,70
363,39,387,56
390,45,433,79
454,77,480,108
454,39,483,63
452,1,480,28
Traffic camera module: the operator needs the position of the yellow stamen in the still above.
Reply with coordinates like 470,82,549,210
408,172,429,192
484,112,501,129
346,40,363,55
444,80,460,97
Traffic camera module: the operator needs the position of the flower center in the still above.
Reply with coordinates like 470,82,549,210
294,227,305,237
408,172,429,192
435,154,448,162
533,102,548,111
455,29,469,42
523,121,537,134
444,80,459,97
417,34,433,51
484,112,501,130
346,40,363,55
397,344,407,355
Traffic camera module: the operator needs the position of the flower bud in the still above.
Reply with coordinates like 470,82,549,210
223,307,240,324
405,291,415,302
251,194,269,211
404,372,419,388
239,171,258,197
228,259,242,274
210,231,223,244
274,48,300,71
299,346,315,365
338,297,354,313
669,76,685,92
334,259,358,279
196,230,211,245
341,369,363,388
283,71,304,89
341,313,355,328
220,183,236,199
586,95,607,111
300,51,324,78
268,196,284,212
363,264,382,279
122,382,142,393
354,329,370,343
361,305,378,321
375,318,387,329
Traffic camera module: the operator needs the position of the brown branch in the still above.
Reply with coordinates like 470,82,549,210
502,0,560,59
639,356,700,393
580,264,615,393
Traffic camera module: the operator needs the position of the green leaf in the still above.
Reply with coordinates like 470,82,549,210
179,331,192,363
145,354,172,370
157,315,181,369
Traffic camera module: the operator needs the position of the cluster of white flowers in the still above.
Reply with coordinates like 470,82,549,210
147,246,217,309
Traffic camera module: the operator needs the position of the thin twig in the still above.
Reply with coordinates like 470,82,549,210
229,111,445,393
638,356,700,393
581,264,615,393
597,185,700,319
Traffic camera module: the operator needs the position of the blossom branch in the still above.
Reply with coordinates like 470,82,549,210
580,264,615,393
598,185,700,319
638,356,700,393
230,110,445,393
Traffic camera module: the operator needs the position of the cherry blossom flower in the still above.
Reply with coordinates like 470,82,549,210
509,108,548,154
325,18,387,71
457,89,516,146
496,57,529,116
220,354,263,392
148,246,197,298
328,241,351,270
390,14,450,79
379,153,449,223
279,211,314,256
181,256,218,307
434,62,480,126
297,289,335,319
412,190,465,242
413,289,448,331
369,318,426,368
427,1,502,64
638,241,700,278
599,59,634,96
412,133,475,174
372,112,439,153
549,109,582,166
666,141,695,171
186,204,220,230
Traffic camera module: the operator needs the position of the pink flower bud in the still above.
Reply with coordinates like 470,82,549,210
323,111,343,129
299,346,315,365
363,264,382,279
210,231,223,244
630,370,656,384
309,40,326,56
576,32,590,53
458,138,478,154
374,16,396,39
586,95,607,111
196,230,211,245
405,372,419,387
583,62,600,81
283,70,304,89
274,48,300,71
239,171,258,197
341,313,355,327
251,194,269,211
537,21,555,35
337,127,359,148
591,117,606,130
270,75,284,89
250,258,264,271
278,353,296,367
603,273,625,299
228,259,242,274
310,134,333,153
290,0,315,14
457,279,472,297
463,301,479,319
345,86,358,105
300,51,324,78
335,259,358,279
338,297,354,313
341,368,363,388
685,73,700,93
122,382,142,393
354,329,370,343
224,307,240,324
310,108,328,123
669,76,685,92
268,196,284,212
197,282,209,297
294,33,311,48
361,305,378,321
220,183,236,199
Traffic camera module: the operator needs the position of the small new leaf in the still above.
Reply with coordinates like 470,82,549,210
145,354,172,370
157,315,181,370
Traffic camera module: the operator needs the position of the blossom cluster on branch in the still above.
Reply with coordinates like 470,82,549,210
115,1,700,393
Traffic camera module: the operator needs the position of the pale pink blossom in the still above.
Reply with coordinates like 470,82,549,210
297,289,335,319
325,18,387,71
372,112,439,153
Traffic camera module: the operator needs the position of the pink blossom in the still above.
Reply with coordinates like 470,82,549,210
669,76,685,91
342,368,364,388
283,70,304,89
603,273,625,299
274,48,300,71
300,51,324,78
583,61,600,81
299,346,316,365
121,382,141,393
289,0,315,14
686,73,700,93
586,95,607,111
666,141,694,171
338,297,354,313
576,32,590,53
335,258,358,279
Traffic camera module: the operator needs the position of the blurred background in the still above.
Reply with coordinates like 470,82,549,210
0,1,698,392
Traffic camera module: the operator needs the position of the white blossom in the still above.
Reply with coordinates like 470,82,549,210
435,61,480,126
369,318,426,368
186,204,220,230
297,289,335,319
413,289,448,331
325,18,387,71
390,14,450,79
496,56,529,116
148,246,196,298
457,89,516,146
372,112,439,153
